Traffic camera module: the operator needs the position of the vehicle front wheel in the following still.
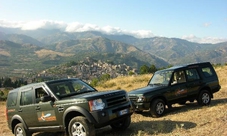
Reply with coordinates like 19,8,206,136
110,116,131,130
14,123,31,136
197,90,211,106
150,99,165,118
68,116,95,136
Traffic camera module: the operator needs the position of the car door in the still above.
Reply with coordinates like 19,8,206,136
185,68,202,97
19,88,38,127
34,86,59,127
167,70,188,102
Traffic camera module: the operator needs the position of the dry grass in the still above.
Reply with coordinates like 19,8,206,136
1,66,227,136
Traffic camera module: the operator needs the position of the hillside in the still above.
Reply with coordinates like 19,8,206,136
1,28,227,78
131,37,227,65
0,37,169,77
1,28,227,66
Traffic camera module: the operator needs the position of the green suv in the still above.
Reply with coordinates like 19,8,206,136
129,62,221,117
6,78,133,136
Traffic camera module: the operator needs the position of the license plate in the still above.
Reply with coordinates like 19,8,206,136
119,109,128,115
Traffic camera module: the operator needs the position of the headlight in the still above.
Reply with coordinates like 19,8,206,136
89,99,105,111
137,96,146,102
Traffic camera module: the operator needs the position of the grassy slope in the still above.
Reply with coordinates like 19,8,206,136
1,66,226,136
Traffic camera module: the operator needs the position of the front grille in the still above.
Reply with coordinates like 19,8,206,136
106,94,127,107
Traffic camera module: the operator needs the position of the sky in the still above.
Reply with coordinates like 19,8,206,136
0,0,227,44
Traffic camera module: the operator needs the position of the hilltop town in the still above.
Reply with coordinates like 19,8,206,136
36,57,138,82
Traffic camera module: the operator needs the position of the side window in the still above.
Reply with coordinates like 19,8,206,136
35,87,48,103
186,69,200,81
20,90,33,106
171,71,186,84
202,67,214,77
7,92,18,107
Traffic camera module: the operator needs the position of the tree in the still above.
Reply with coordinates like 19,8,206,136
90,78,99,87
128,71,135,76
149,64,157,73
140,65,150,74
3,78,13,87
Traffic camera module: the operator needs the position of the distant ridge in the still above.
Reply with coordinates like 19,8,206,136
0,27,227,77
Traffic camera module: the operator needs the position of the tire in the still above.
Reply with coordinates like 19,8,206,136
150,99,165,118
110,116,131,130
197,90,211,106
68,116,95,136
14,123,31,136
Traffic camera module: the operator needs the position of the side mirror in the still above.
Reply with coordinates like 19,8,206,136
40,95,54,102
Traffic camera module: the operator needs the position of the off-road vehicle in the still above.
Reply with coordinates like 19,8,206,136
6,78,133,136
128,62,221,117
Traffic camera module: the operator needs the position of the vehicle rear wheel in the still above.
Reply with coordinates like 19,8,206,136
68,116,95,136
14,123,31,136
110,116,131,130
197,90,211,106
150,99,165,118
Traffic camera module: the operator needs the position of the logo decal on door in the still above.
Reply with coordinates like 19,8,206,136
37,110,56,122
175,89,188,96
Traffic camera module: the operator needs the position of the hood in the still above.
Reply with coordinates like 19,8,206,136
129,85,165,95
61,90,126,100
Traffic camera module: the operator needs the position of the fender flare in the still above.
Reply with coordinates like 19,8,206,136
11,114,28,131
63,106,96,127
150,95,168,105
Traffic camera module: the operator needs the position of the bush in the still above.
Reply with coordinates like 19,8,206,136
90,78,99,87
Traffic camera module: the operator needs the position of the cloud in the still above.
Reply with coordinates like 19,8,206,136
21,20,67,30
0,20,226,43
0,19,24,28
101,25,123,34
203,22,211,27
2,20,154,38
182,34,227,44
65,23,154,38
65,22,100,32
128,30,155,38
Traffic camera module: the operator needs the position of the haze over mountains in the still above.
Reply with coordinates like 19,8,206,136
0,27,227,76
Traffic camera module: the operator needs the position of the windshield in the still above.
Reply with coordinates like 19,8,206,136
149,70,173,86
47,79,96,99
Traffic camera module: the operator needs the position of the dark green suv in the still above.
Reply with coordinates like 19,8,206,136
6,78,133,136
129,62,221,117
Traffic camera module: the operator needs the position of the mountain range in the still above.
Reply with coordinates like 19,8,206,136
0,27,227,77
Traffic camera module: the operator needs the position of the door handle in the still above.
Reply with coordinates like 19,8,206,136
18,108,22,112
36,106,41,110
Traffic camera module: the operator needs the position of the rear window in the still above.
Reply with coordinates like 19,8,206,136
202,67,214,77
7,92,18,107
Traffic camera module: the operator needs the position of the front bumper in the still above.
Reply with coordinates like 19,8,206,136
90,103,133,128
130,101,150,111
